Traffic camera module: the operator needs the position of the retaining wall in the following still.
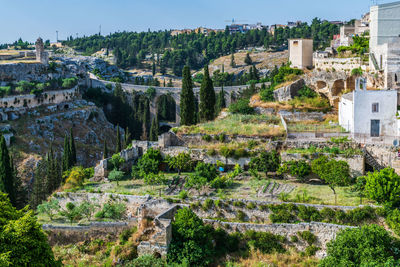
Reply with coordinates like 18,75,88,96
203,220,354,258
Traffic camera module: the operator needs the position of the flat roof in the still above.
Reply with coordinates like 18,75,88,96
375,1,400,8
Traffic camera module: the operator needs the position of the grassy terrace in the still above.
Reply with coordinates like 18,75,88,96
64,173,372,207
176,114,285,137
287,120,347,133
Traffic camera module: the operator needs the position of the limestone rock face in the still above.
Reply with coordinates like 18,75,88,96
273,79,305,102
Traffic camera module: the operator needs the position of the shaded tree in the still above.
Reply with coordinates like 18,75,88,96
180,66,196,125
199,65,216,121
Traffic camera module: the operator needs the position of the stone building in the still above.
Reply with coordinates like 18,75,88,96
289,39,313,69
339,78,399,139
35,37,49,65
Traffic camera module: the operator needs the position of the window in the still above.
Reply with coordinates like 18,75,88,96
372,103,379,113
293,41,298,46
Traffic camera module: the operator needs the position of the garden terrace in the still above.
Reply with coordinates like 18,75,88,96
175,114,285,137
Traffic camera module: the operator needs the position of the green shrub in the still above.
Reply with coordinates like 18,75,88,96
195,162,218,182
386,208,400,236
246,202,256,210
233,201,245,208
346,206,376,225
243,230,286,254
119,227,137,244
365,168,400,207
202,199,214,211
290,235,299,242
249,151,281,175
236,210,246,221
95,202,126,220
278,160,311,180
178,190,188,200
305,245,320,256
298,231,317,246
270,209,296,223
320,207,336,222
202,134,212,142
247,140,259,150
297,205,322,222
298,86,317,98
229,98,254,115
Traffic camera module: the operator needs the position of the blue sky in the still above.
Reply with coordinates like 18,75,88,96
0,0,393,43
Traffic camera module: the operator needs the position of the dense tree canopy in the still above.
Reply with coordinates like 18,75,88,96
63,19,339,76
0,193,60,266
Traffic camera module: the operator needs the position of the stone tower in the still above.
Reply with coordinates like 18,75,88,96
35,37,48,65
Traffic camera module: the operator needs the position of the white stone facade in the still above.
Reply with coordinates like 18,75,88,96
339,79,399,138
289,39,313,69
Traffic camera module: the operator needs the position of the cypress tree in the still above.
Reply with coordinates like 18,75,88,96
216,86,226,116
141,99,150,140
230,53,236,68
0,135,16,206
103,140,108,159
125,127,131,148
199,65,216,122
116,125,122,153
180,66,196,126
11,155,26,209
149,117,159,141
152,61,156,76
244,52,252,65
62,134,70,172
69,128,76,166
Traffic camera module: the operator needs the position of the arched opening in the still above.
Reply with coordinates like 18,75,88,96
395,74,398,83
64,104,69,109
156,94,176,122
316,81,327,89
346,76,356,91
159,124,172,135
331,80,345,96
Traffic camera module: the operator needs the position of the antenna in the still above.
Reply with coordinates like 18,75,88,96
99,25,102,36
56,31,59,42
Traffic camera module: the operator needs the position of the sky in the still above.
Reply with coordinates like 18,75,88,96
0,0,395,44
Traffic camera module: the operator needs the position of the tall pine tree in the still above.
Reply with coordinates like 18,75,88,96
149,116,159,141
180,66,196,126
199,65,216,122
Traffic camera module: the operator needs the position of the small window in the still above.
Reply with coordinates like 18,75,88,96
372,103,379,113
293,41,298,46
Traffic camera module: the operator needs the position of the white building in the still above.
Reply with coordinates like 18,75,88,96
369,1,400,87
289,39,313,69
339,78,399,139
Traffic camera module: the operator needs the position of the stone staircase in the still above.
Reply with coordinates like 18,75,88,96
363,148,384,171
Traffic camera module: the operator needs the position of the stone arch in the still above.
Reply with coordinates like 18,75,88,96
156,94,176,122
346,76,356,90
316,81,327,89
331,79,345,96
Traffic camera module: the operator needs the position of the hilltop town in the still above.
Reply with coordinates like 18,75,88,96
3,1,400,267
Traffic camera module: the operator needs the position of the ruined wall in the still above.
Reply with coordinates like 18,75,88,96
0,62,47,82
44,221,137,246
0,86,78,109
203,220,354,258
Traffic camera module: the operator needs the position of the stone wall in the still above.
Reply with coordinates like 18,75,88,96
313,57,365,72
203,220,354,258
0,62,47,82
43,221,137,246
53,192,151,219
273,79,305,101
0,86,78,109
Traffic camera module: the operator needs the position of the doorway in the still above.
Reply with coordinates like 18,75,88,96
371,120,380,137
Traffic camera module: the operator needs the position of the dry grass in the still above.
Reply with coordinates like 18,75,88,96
223,249,319,267
176,114,285,137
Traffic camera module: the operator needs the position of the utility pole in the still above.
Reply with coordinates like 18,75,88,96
99,25,102,36
56,31,59,42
